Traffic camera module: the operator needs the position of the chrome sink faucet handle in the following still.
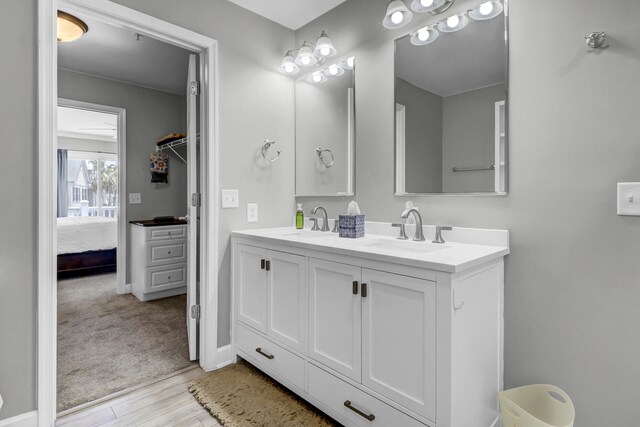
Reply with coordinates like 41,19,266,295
433,226,453,244
310,217,320,231
331,219,339,233
400,208,425,241
391,223,408,240
311,206,330,232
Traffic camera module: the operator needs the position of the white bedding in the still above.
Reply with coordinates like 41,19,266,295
57,216,117,255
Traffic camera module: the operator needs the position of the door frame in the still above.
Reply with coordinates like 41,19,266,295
37,1,220,426
57,98,128,294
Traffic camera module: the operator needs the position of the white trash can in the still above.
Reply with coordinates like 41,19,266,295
498,384,575,427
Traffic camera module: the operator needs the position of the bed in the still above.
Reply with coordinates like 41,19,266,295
57,216,118,279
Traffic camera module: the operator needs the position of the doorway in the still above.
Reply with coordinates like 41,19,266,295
38,1,220,425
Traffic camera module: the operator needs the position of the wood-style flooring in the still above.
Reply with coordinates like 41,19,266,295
55,366,218,427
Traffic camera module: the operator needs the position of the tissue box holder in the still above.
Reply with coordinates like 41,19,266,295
339,215,365,238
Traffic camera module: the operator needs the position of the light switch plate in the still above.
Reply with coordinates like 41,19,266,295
247,203,258,223
617,183,640,216
221,189,239,208
129,193,141,204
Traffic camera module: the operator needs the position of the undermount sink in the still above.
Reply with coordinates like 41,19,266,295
355,238,448,254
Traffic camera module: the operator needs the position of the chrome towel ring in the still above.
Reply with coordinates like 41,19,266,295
316,147,334,168
262,139,281,162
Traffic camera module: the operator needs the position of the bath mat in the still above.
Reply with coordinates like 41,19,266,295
189,360,337,427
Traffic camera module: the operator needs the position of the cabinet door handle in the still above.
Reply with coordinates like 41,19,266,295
344,400,375,421
255,347,274,360
260,259,265,270
352,281,359,295
265,260,271,271
361,283,368,298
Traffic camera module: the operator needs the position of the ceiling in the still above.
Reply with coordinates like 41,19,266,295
58,106,118,141
395,16,505,98
58,13,191,95
226,0,348,30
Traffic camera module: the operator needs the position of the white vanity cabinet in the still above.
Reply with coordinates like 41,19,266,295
231,230,507,427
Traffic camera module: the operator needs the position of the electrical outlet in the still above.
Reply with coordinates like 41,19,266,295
129,193,141,204
617,183,640,216
221,189,239,208
247,203,258,223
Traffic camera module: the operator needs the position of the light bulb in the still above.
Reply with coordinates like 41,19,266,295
420,0,434,7
320,47,331,56
313,74,322,83
284,64,294,73
301,56,311,65
447,15,460,28
418,29,430,42
479,1,494,15
347,57,355,68
391,11,404,24
329,65,339,75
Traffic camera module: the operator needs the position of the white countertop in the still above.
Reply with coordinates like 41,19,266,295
232,223,509,273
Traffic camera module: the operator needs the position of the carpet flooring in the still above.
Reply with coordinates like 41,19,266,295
189,361,338,427
57,273,195,412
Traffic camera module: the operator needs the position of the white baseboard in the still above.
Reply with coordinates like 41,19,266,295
215,345,233,369
0,411,37,427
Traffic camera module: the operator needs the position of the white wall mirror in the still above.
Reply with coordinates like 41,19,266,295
395,2,508,195
295,57,355,196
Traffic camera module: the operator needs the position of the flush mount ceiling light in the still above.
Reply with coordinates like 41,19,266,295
341,56,355,70
57,10,88,43
410,26,440,46
468,0,503,20
382,0,414,29
437,12,469,32
410,0,455,14
314,31,337,58
307,71,328,84
279,51,300,75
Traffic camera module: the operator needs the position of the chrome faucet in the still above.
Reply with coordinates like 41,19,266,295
400,208,425,241
311,206,330,232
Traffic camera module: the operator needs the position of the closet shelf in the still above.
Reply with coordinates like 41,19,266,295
156,134,200,164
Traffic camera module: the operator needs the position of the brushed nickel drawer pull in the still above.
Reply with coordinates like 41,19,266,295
255,347,274,359
344,400,375,421
352,281,359,295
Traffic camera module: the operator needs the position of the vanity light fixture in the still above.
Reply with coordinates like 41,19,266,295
295,42,318,66
468,0,503,20
341,56,355,70
324,63,345,77
437,12,469,32
307,71,328,84
314,31,337,58
382,0,414,29
279,51,300,75
410,0,455,14
57,10,88,43
410,26,440,46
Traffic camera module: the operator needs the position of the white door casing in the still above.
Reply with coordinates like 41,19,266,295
186,54,198,361
308,258,362,382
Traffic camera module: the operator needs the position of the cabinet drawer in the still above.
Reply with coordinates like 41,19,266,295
308,363,428,427
236,323,305,391
146,226,186,241
146,239,187,267
145,264,186,293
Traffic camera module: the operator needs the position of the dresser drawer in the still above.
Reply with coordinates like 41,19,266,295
146,226,186,241
145,264,187,293
146,239,187,267
236,323,305,392
308,363,428,427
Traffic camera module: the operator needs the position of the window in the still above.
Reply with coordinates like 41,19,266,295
66,151,118,218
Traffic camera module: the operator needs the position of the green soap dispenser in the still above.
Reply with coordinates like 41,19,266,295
296,204,304,230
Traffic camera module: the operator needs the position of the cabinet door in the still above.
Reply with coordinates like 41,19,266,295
309,258,362,382
361,269,436,422
235,244,267,333
267,250,307,353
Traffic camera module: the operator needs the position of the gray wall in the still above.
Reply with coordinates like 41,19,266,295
295,0,640,425
59,69,187,284
442,83,505,193
396,77,443,193
0,0,37,420
295,70,353,196
0,0,294,420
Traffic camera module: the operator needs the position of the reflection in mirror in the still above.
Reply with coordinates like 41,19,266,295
295,58,355,196
395,3,507,195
